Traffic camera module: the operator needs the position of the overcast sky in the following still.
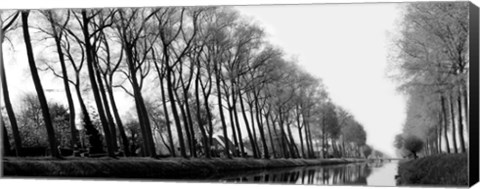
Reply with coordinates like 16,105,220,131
235,3,407,157
2,2,408,157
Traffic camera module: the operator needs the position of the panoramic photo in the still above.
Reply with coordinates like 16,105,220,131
0,1,473,187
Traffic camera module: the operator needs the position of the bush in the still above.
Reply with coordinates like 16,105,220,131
397,154,468,186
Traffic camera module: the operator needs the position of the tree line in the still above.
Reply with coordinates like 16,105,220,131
391,2,469,158
2,7,373,159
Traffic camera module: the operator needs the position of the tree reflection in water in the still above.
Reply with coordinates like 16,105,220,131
222,163,376,185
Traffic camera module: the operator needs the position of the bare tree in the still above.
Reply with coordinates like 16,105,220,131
78,9,116,157
39,10,80,149
115,8,158,157
21,11,60,158
1,11,22,156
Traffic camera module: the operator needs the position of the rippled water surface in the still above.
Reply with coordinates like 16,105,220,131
219,160,399,186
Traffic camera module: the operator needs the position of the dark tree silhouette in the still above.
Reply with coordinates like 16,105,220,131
21,11,60,158
1,11,23,157
2,117,12,156
41,10,79,149
403,135,424,159
80,9,115,157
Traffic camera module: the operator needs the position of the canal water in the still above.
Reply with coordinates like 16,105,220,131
218,160,399,186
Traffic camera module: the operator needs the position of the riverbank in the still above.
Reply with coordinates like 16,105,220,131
2,157,366,179
397,154,468,186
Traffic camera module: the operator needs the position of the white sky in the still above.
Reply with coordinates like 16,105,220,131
235,3,407,157
1,1,413,158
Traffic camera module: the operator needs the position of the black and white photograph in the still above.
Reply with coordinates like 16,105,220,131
0,0,478,188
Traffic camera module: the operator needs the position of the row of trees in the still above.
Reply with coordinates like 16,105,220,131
392,2,469,157
2,7,371,159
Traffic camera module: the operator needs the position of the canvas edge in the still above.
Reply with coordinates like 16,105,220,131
469,1,480,188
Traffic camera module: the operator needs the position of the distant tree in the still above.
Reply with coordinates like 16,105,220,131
124,120,143,156
372,150,385,159
341,120,366,158
394,134,404,149
336,107,353,157
362,145,372,159
403,135,424,159
322,102,340,158
17,94,71,148
17,93,46,147
144,98,173,155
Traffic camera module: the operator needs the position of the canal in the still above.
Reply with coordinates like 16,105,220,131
217,160,399,186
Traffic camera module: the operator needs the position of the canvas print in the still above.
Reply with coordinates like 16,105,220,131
0,1,477,187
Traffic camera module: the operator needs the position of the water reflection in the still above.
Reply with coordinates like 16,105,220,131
219,161,398,186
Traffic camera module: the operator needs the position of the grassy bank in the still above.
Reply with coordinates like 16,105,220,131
397,154,468,186
2,157,364,179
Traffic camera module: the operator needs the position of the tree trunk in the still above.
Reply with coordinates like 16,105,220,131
199,73,215,154
296,108,305,158
226,96,239,157
330,136,338,157
271,116,283,158
306,120,315,158
239,90,258,158
425,137,432,156
440,95,450,154
304,119,311,158
278,110,289,158
185,100,197,157
285,129,295,158
2,119,12,156
180,75,197,157
286,122,299,158
174,88,193,156
94,59,117,151
155,64,175,157
204,94,214,152
22,11,60,158
449,94,458,153
265,112,276,158
74,83,103,153
156,130,171,153
231,84,245,157
457,93,466,153
194,72,209,158
166,66,187,158
137,94,157,157
214,63,230,158
304,120,312,158
322,117,326,158
81,10,115,158
133,100,149,156
462,85,469,132
49,15,78,149
119,37,156,158
249,102,261,157
254,92,269,159
107,86,130,156
0,25,22,157
162,90,176,157
437,122,442,154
